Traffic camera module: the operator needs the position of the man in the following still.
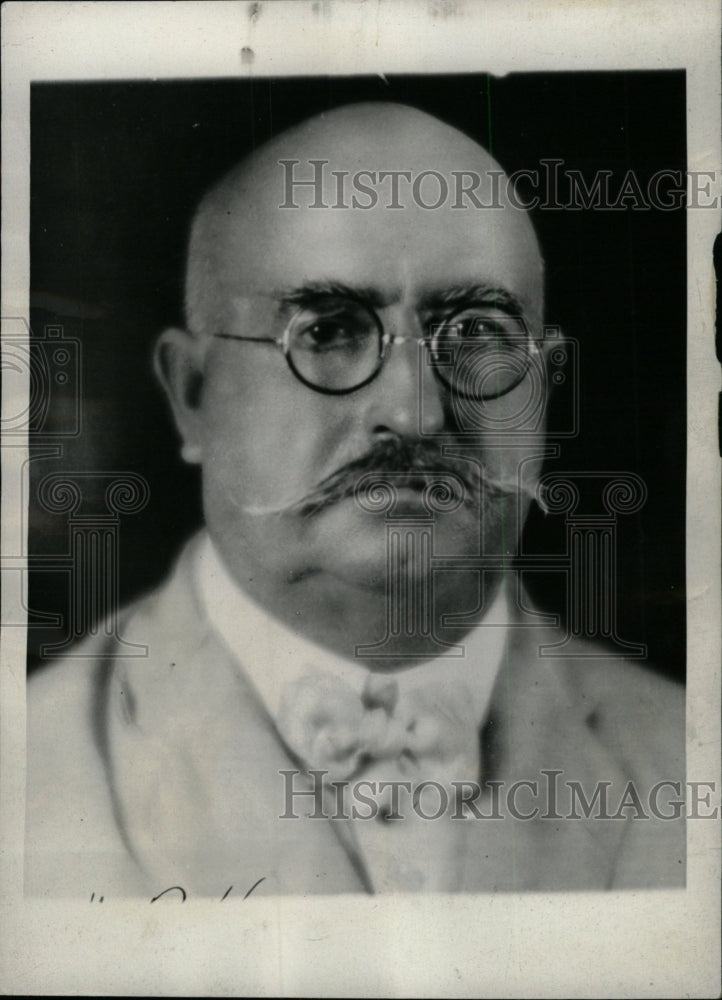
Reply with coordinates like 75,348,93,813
26,102,684,896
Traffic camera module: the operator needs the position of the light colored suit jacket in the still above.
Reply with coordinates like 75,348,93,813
26,537,685,897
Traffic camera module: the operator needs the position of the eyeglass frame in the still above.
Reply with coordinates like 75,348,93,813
211,302,541,400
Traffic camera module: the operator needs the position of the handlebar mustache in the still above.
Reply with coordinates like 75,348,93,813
241,437,517,518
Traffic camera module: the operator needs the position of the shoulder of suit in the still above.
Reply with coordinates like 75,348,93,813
28,578,174,707
26,540,193,768
548,636,685,782
28,530,205,693
25,544,208,894
551,635,683,718
25,585,163,810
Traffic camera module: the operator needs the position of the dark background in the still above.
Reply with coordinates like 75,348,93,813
28,72,686,680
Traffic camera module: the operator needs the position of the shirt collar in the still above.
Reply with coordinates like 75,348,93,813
196,530,509,730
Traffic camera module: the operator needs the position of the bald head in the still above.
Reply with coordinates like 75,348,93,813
184,102,543,337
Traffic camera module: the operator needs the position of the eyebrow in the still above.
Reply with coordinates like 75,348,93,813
275,280,389,311
419,284,526,316
273,280,527,316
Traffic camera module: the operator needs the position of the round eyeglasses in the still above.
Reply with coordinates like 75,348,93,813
213,296,537,400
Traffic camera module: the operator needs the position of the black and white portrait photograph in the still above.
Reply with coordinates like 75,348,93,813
2,1,720,996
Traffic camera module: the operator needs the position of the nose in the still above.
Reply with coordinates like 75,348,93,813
362,313,446,438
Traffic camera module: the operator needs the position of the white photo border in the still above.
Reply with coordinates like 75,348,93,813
2,1,720,996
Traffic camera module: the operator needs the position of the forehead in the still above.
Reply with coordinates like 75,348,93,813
204,120,544,317
223,201,542,320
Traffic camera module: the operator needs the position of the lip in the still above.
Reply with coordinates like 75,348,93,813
389,488,435,514
324,483,430,517
355,472,451,491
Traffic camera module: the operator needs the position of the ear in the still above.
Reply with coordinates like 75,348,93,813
154,327,207,465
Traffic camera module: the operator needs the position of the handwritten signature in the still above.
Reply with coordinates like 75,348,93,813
89,877,266,903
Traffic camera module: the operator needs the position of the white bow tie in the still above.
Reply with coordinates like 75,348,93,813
277,669,481,785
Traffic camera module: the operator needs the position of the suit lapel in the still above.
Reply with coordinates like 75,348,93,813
104,539,368,896
461,622,631,891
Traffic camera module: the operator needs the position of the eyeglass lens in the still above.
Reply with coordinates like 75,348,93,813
285,298,384,392
285,297,531,398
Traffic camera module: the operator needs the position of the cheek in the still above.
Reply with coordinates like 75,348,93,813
202,405,308,504
471,391,549,516
198,357,353,502
449,376,548,437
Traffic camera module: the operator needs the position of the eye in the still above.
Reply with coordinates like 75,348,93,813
437,309,527,344
289,299,377,354
298,317,357,351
